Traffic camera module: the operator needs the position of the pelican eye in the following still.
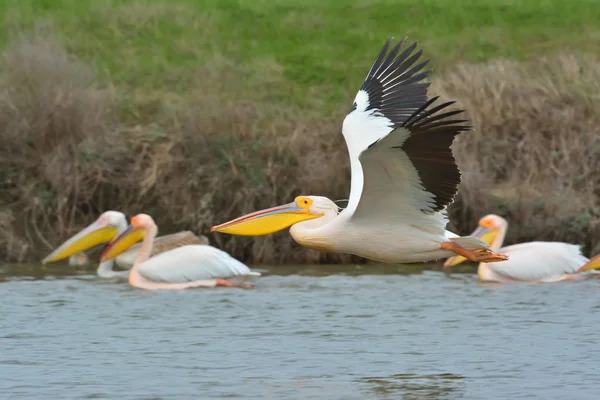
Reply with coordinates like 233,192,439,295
294,196,313,209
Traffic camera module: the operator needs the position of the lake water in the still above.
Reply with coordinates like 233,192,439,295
1,263,599,399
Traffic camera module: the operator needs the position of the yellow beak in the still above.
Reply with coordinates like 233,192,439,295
577,254,600,273
211,201,322,236
100,225,146,262
443,225,500,268
42,220,118,264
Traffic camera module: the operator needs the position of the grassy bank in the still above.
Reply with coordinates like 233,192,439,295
4,0,600,117
1,1,599,264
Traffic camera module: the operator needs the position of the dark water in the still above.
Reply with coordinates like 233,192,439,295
2,263,600,399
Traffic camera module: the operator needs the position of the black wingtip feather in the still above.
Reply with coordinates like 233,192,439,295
406,103,459,128
398,97,472,212
353,37,431,127
402,96,439,126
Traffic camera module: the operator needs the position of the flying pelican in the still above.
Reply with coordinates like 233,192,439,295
42,211,208,278
210,38,509,265
443,214,598,282
100,214,260,290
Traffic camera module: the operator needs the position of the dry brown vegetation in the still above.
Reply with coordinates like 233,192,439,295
1,31,598,265
434,56,600,257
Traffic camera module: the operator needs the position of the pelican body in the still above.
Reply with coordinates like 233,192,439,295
42,211,209,278
211,38,509,265
116,230,208,267
100,214,260,290
443,214,599,283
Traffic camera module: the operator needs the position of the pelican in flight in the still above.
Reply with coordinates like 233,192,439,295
211,38,508,265
100,214,260,290
42,211,208,278
443,214,599,282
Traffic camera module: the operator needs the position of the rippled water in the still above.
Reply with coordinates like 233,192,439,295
2,263,600,399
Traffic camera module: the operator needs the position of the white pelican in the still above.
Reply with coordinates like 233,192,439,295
100,214,260,290
443,214,598,283
42,211,208,278
210,38,509,265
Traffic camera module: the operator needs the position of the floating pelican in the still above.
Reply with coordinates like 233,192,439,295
100,214,260,290
211,38,508,265
443,214,598,282
42,211,208,278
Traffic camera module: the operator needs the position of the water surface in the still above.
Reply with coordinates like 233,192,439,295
1,263,599,399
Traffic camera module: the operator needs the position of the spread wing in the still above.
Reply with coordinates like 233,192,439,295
489,242,588,281
342,38,432,214
350,96,470,229
137,245,260,283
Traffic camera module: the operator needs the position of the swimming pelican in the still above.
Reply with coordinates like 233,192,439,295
443,214,596,283
211,38,509,265
100,214,260,290
42,211,208,278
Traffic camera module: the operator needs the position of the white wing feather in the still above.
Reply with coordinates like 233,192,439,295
342,101,394,214
488,242,589,281
341,39,431,214
350,127,443,228
348,96,470,237
137,245,260,283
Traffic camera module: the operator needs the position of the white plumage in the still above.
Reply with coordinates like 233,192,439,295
479,242,588,282
135,245,260,283
350,126,444,226
342,40,429,215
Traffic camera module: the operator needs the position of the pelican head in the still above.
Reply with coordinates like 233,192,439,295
42,211,127,264
210,195,339,236
443,214,507,268
100,214,157,262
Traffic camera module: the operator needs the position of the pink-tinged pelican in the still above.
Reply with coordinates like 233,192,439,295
42,211,208,278
100,214,260,290
443,214,597,283
210,38,509,265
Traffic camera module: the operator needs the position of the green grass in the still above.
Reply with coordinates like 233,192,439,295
2,0,599,116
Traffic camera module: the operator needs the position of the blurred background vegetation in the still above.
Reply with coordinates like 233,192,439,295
1,0,599,265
